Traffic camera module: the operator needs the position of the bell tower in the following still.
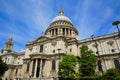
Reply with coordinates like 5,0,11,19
1,36,13,54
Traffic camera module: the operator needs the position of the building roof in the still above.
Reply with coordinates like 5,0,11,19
78,32,119,43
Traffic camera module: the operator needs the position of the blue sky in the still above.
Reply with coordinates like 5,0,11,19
0,0,120,52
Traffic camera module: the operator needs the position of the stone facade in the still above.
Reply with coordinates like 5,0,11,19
0,7,120,80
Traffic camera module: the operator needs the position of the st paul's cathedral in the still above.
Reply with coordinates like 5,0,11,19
0,7,120,80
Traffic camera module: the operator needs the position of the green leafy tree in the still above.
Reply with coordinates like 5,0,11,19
101,69,120,80
0,56,8,78
79,45,97,76
58,54,77,79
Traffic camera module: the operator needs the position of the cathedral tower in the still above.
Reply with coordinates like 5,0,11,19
1,36,13,54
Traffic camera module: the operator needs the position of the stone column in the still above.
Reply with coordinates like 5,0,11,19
51,30,52,36
57,28,58,35
58,28,62,35
65,28,66,36
52,29,54,36
39,59,43,78
58,28,59,35
53,29,55,35
68,29,70,37
54,29,56,35
102,59,107,71
71,30,73,37
73,32,75,37
29,60,33,77
33,59,38,78
50,30,51,36
74,32,76,37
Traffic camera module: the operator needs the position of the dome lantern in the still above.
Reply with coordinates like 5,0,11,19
59,6,64,16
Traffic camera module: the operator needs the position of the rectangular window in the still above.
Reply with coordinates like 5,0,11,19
40,45,43,52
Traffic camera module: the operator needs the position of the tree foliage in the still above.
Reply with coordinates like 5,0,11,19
101,69,120,80
79,45,97,76
58,54,77,79
0,56,8,78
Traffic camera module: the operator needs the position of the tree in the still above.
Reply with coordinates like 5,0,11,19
58,54,77,79
101,69,120,80
0,56,8,78
79,45,97,76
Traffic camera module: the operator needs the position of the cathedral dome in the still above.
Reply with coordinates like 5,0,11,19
45,7,78,39
51,15,71,23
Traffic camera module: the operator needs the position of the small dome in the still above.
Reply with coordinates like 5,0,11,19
51,15,71,23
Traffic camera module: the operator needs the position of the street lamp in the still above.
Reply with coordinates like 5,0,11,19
112,21,120,37
112,21,120,54
91,34,103,73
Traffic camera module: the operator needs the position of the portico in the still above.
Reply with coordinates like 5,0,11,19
31,59,44,78
26,53,65,79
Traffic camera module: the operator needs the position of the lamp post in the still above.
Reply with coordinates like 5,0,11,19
112,21,120,54
112,21,120,37
91,34,103,73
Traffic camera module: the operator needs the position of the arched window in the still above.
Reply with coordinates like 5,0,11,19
98,60,103,71
114,59,120,69
52,60,56,70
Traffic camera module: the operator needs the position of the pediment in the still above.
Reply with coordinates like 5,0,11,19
35,36,49,42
